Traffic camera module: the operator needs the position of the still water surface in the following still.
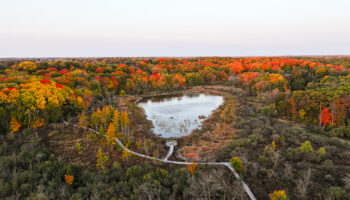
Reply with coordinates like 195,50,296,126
138,93,223,138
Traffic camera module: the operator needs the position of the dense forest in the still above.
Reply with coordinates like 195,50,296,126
0,56,350,199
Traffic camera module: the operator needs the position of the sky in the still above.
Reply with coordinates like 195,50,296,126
0,0,350,57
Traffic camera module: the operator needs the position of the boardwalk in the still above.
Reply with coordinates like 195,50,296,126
163,140,177,161
64,121,257,200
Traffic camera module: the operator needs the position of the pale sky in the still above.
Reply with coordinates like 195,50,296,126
1,0,350,57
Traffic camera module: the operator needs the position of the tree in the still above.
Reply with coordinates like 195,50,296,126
17,61,37,71
187,162,196,176
271,141,276,150
288,99,297,118
96,149,108,169
317,147,326,157
90,108,101,130
230,157,242,174
172,74,186,87
299,141,313,153
321,107,332,127
2,79,82,129
78,111,88,129
121,145,132,161
296,169,312,200
9,116,21,134
32,118,44,128
112,109,120,133
120,111,130,139
106,122,117,145
64,175,74,185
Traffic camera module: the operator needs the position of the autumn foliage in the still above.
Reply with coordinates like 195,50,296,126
64,175,74,185
269,190,287,200
96,149,109,169
320,107,332,126
0,57,349,135
187,162,196,176
9,116,21,134
0,78,84,133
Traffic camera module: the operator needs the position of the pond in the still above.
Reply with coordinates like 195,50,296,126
138,93,224,138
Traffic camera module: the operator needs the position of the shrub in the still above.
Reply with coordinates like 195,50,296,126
299,140,313,153
317,147,326,157
75,142,81,152
230,157,242,174
119,90,126,96
285,147,301,161
113,162,121,170
261,104,276,117
258,155,268,164
322,159,334,167
331,126,350,138
327,186,348,200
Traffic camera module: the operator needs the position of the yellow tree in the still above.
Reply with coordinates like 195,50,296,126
124,111,130,127
9,116,21,134
120,110,125,133
20,79,79,125
106,122,117,146
17,61,37,71
96,149,108,169
1,79,83,133
121,111,130,139
112,109,120,133
78,111,88,129
101,106,110,129
271,141,276,150
121,144,132,161
90,108,101,130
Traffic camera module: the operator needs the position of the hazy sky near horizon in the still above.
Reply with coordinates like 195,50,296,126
1,0,350,57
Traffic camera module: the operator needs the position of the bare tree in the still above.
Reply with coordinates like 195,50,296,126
296,168,312,200
216,169,247,200
185,170,223,200
185,169,247,200
265,89,280,105
284,162,293,178
137,180,166,200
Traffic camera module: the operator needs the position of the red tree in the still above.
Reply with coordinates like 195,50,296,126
320,107,332,126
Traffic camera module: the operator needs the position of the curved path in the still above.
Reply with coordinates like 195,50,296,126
64,121,256,200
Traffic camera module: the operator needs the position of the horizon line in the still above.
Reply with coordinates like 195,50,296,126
1,54,350,59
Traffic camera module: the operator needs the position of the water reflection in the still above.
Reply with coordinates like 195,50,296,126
139,93,223,138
